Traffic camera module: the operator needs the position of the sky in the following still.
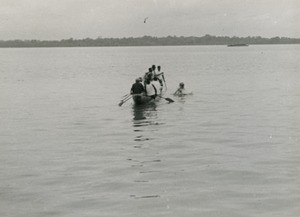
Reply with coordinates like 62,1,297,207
0,0,299,40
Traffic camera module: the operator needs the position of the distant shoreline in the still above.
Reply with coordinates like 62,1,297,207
1,35,299,48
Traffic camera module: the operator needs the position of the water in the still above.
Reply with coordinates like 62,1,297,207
0,45,299,217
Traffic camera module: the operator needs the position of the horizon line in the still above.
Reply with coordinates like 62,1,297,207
1,34,300,41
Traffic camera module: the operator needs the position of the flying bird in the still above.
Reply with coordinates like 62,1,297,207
144,17,148,23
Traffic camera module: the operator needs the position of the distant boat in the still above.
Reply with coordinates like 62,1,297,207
227,44,249,47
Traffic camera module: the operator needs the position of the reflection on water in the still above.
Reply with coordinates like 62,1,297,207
131,103,158,144
173,92,193,104
129,103,164,200
132,103,158,126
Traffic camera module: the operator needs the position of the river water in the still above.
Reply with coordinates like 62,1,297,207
0,45,299,217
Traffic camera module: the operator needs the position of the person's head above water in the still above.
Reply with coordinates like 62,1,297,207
157,66,161,71
179,82,184,88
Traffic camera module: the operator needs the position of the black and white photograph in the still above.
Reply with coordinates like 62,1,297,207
1,0,299,216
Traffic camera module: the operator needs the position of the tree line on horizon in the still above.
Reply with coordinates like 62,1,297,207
0,35,299,47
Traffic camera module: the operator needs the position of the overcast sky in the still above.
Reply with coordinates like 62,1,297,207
0,0,299,40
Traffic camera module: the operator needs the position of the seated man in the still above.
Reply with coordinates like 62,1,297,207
131,78,144,95
144,78,157,99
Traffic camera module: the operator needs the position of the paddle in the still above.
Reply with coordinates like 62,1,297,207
121,94,131,102
162,73,167,90
118,95,132,106
157,95,174,103
121,93,130,99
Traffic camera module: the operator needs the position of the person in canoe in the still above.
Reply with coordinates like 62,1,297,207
151,65,157,77
143,68,153,82
131,78,145,95
157,65,163,76
155,65,163,86
152,76,162,95
145,78,157,99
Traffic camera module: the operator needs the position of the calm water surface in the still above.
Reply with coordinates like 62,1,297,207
0,45,300,217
